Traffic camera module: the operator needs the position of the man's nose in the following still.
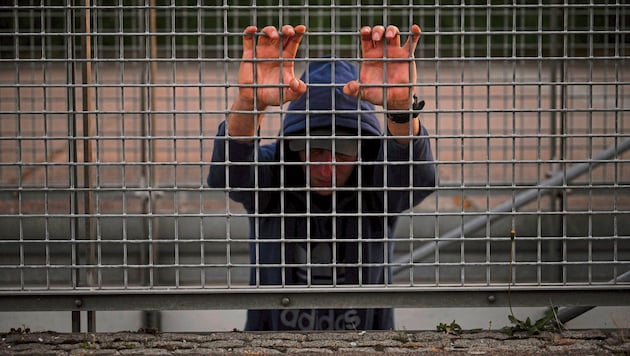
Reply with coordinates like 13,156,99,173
315,162,333,177
313,150,333,175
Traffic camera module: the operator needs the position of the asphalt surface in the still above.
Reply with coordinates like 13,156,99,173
1,329,629,355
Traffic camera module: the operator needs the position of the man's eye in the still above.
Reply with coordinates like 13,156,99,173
335,153,355,161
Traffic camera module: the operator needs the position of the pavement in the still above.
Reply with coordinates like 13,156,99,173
1,329,629,355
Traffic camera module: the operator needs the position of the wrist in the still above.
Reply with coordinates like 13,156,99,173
228,96,266,139
232,95,267,112
387,117,421,144
387,95,425,124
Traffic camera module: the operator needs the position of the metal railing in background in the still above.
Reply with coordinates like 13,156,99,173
393,138,630,274
0,2,628,332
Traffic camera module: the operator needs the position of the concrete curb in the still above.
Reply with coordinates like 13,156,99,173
1,330,629,355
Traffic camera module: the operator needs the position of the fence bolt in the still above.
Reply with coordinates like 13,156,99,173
487,295,496,303
280,297,291,306
74,299,83,308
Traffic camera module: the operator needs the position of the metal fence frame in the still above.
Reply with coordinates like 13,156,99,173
0,1,629,332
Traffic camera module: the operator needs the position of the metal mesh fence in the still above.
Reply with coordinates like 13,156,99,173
0,1,629,313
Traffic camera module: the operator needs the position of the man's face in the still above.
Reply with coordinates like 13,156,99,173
298,148,358,196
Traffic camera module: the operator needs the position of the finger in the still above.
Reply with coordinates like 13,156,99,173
359,26,374,52
287,77,307,100
282,25,306,38
385,25,401,48
282,24,306,57
343,80,360,98
280,25,295,53
404,24,422,55
281,24,295,41
294,24,307,35
242,26,258,57
258,26,280,47
371,25,386,43
359,26,374,48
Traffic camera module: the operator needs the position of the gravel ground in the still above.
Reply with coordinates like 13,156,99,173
1,329,629,355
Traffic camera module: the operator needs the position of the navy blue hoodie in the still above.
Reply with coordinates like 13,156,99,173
208,60,435,331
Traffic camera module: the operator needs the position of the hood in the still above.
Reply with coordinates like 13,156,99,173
278,60,383,193
282,60,382,138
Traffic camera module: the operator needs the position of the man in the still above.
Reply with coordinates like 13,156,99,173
208,24,436,330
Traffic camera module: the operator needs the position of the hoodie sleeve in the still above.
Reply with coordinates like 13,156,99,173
375,124,436,213
207,121,277,211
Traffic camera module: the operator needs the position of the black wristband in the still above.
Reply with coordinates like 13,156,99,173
387,95,425,124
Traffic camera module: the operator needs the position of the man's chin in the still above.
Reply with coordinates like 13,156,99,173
311,187,333,196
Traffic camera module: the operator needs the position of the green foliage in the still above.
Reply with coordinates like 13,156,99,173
437,320,462,335
394,328,412,343
5,1,618,60
8,326,30,334
79,342,92,349
502,307,562,336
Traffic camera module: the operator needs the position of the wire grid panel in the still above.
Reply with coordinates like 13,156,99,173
0,2,629,307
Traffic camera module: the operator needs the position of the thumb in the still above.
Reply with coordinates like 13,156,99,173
343,80,360,98
286,77,307,101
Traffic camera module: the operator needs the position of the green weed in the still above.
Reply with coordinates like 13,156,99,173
437,320,462,335
502,307,563,336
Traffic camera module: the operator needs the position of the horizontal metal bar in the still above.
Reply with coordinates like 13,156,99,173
0,287,628,312
5,3,627,9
